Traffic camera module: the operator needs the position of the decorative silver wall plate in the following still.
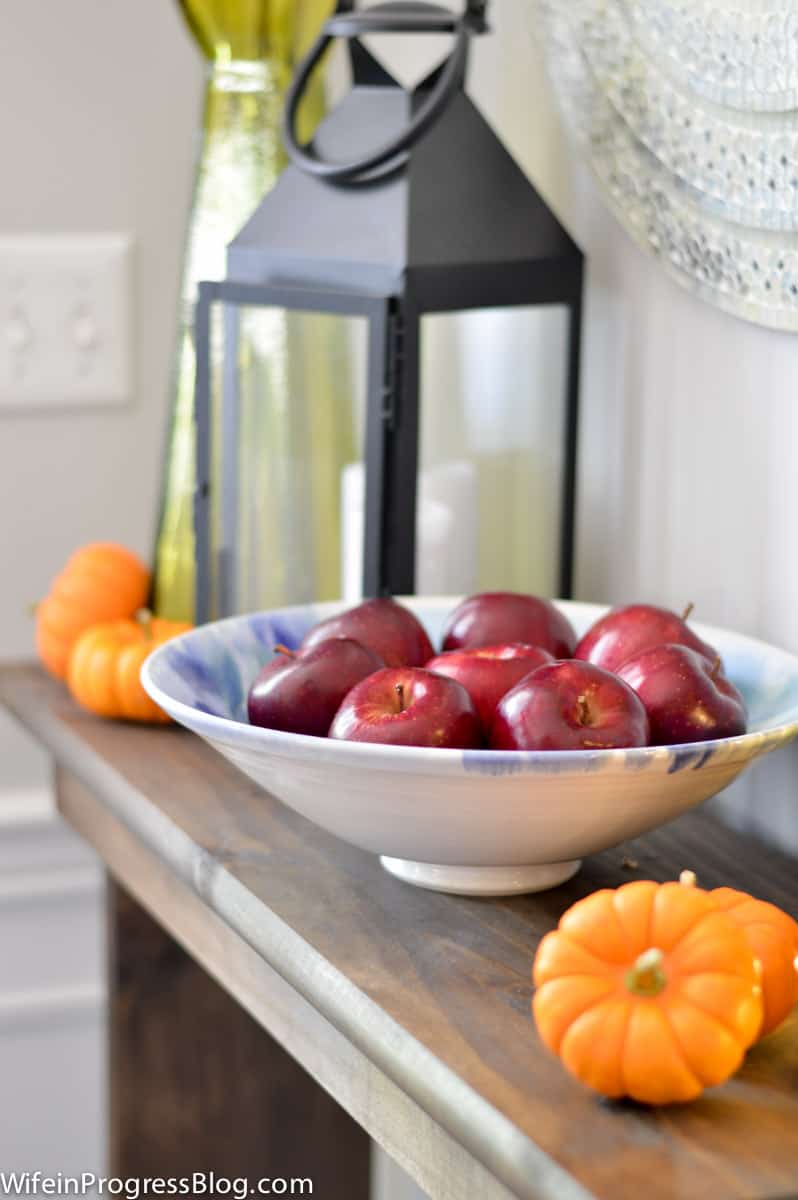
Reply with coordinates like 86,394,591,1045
541,0,798,330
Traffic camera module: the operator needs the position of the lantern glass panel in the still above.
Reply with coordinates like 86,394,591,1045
417,306,569,597
208,300,368,616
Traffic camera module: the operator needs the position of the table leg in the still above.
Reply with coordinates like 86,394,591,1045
108,878,371,1191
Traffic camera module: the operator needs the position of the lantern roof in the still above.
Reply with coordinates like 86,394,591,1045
227,74,581,311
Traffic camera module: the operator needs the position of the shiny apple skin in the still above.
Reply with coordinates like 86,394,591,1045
329,667,482,749
247,638,384,738
425,643,554,732
301,597,434,668
441,592,576,658
617,643,747,745
574,603,717,674
490,660,650,751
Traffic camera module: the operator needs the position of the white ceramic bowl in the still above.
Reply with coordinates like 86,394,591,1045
142,599,798,896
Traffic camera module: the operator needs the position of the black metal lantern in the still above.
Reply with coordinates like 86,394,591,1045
193,0,583,623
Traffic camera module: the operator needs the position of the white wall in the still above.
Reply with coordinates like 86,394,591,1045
0,0,202,775
469,0,798,849
0,0,204,1178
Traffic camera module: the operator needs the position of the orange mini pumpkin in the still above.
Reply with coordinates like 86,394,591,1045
533,880,762,1105
712,888,798,1038
36,543,150,679
680,871,798,1039
67,615,191,723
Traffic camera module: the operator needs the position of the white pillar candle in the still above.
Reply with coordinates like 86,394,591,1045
340,459,478,601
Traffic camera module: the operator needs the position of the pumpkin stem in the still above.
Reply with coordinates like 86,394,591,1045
679,869,698,888
682,602,695,622
28,601,39,618
135,607,154,639
625,947,667,997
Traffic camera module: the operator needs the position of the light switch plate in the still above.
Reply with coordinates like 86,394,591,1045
0,233,133,409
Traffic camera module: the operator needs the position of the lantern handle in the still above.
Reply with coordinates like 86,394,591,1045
331,0,487,22
283,2,482,184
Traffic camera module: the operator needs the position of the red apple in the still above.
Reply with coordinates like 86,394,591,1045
490,660,650,751
301,597,434,668
425,643,554,731
441,592,576,657
329,667,482,749
248,638,384,737
617,644,747,745
574,603,717,674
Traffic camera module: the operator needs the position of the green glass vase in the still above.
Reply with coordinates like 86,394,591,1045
153,0,340,620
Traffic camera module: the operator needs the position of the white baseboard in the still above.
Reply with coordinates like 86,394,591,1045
0,788,107,1175
372,1146,430,1200
0,1013,106,1175
0,983,104,1034
0,794,106,997
0,864,102,906
0,872,105,995
0,785,54,824
0,785,100,874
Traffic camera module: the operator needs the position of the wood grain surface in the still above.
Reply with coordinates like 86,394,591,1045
108,879,370,1192
3,664,798,1200
56,765,525,1200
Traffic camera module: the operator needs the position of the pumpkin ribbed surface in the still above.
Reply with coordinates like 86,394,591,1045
533,880,762,1105
36,543,150,679
710,886,798,1039
67,617,190,724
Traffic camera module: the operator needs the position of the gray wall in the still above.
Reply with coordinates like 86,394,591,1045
0,0,202,782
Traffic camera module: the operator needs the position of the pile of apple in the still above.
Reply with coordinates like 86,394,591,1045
247,593,747,751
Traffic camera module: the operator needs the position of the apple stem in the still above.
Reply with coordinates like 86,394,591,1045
274,644,296,660
576,695,591,726
710,655,722,682
395,682,405,713
682,602,695,622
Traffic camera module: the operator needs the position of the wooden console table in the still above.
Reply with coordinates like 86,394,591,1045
2,664,798,1200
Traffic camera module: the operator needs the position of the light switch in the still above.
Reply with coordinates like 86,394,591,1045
0,233,133,409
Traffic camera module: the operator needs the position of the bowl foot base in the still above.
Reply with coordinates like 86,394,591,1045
379,857,581,896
